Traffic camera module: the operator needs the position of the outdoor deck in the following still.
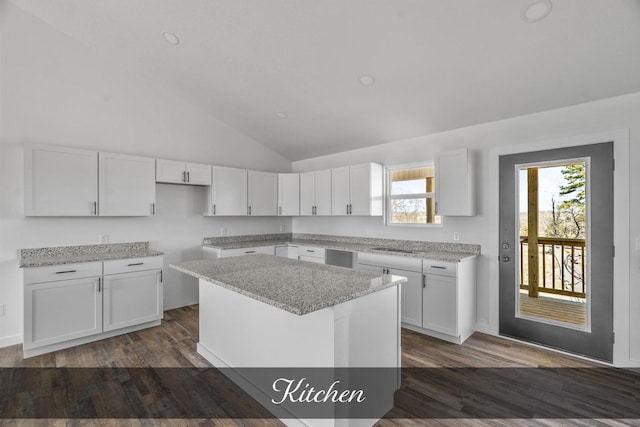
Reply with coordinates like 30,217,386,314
519,292,586,326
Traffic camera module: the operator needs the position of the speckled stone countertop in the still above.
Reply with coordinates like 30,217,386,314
19,242,163,268
203,233,479,262
171,254,407,316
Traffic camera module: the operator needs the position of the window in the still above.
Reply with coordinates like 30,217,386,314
386,163,441,225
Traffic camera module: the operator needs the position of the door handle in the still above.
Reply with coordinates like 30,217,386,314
502,256,510,262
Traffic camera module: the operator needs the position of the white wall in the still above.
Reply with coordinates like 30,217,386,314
0,3,292,346
292,92,640,365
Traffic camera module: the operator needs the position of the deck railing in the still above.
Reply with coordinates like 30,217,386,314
519,236,586,299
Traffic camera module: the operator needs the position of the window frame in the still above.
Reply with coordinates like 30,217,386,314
385,161,442,227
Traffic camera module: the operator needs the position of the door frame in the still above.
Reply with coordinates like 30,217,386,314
488,129,630,366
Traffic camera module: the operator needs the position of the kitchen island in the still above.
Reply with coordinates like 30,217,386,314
171,254,407,426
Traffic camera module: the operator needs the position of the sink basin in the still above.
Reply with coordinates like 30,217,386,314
371,247,421,254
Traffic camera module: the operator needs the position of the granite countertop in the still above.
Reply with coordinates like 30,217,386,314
171,254,407,316
19,242,163,268
202,233,480,263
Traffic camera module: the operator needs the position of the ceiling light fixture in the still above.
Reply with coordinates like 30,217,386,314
162,32,180,45
358,75,375,86
275,112,288,119
523,0,552,23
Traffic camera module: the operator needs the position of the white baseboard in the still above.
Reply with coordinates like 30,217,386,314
0,334,22,349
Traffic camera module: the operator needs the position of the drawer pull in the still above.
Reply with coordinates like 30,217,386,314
55,270,77,274
127,262,144,267
245,251,256,254
429,265,446,269
306,249,315,253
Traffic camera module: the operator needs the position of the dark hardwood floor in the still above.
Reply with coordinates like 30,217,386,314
1,305,638,427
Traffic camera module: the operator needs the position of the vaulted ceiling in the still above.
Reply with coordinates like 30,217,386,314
9,0,640,160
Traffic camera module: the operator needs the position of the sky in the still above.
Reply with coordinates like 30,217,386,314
518,165,581,212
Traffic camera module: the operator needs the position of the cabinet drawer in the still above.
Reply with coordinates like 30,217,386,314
358,252,422,272
24,262,103,285
423,260,457,277
103,256,163,275
220,246,275,257
296,245,325,259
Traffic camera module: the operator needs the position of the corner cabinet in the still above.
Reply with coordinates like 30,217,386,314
248,170,278,216
24,144,99,216
331,163,383,216
23,256,163,357
206,166,248,216
277,173,300,216
156,159,212,186
434,148,475,216
98,152,156,216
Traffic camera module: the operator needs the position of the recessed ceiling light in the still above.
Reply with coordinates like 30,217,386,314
358,75,375,86
275,111,288,119
162,32,180,45
523,0,552,23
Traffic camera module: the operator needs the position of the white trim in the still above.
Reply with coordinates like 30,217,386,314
0,334,22,349
489,128,631,367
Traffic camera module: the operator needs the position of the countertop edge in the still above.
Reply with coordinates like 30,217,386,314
20,250,164,269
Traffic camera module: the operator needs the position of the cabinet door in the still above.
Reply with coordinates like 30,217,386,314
299,172,316,216
314,169,333,216
103,270,163,332
248,170,278,216
389,269,423,327
422,274,457,336
99,152,156,216
435,148,474,216
185,162,212,186
209,166,247,215
331,166,351,216
156,159,186,184
349,163,383,216
24,144,98,216
278,173,300,216
24,277,102,350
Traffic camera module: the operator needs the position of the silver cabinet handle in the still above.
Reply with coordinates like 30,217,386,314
422,274,426,288
346,204,349,215
55,270,77,274
248,205,252,215
245,250,256,254
160,270,163,283
212,204,216,215
98,277,101,293
313,206,317,215
93,201,98,215
306,249,315,253
186,171,190,183
127,262,144,267
429,265,446,269
151,203,156,215
182,170,186,182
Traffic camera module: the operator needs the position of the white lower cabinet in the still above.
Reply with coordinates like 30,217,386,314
297,245,325,264
24,275,103,350
357,253,423,327
422,272,457,336
23,256,163,357
103,259,163,332
202,245,275,259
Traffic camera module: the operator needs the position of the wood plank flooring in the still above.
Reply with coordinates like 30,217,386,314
1,305,638,427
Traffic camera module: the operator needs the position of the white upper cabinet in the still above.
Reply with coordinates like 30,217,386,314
278,173,300,216
248,170,278,216
24,144,98,216
156,159,211,186
300,169,332,216
98,152,156,216
435,148,475,216
207,166,248,216
331,163,383,216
